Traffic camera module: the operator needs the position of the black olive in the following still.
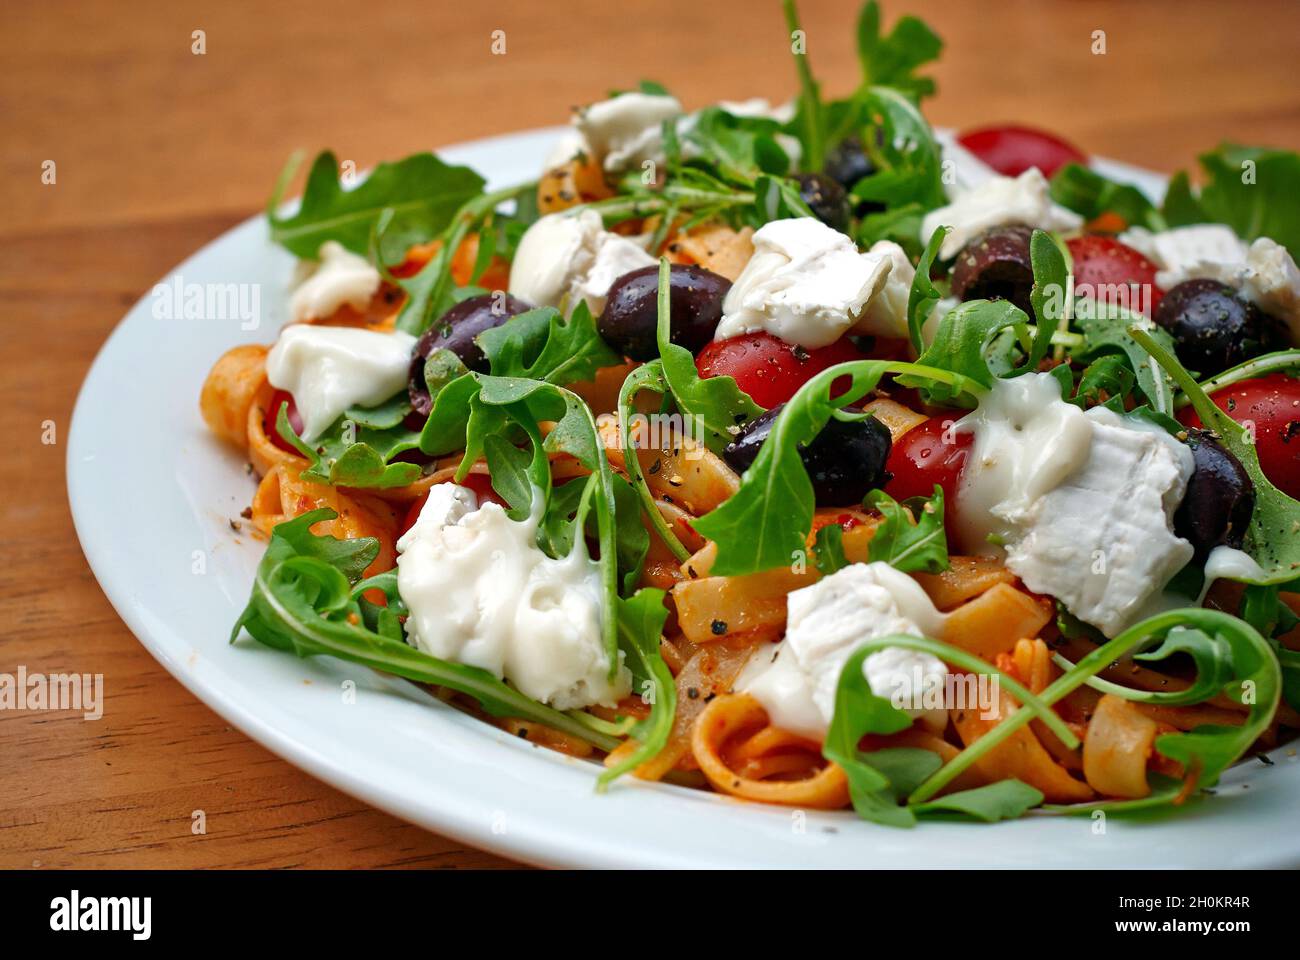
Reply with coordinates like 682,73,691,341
1174,430,1255,562
823,136,876,190
794,173,852,232
949,224,1036,315
822,136,886,216
598,264,730,361
408,293,532,415
1153,279,1283,376
723,403,893,506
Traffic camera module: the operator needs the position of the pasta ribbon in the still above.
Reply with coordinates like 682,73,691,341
251,463,398,579
691,693,850,808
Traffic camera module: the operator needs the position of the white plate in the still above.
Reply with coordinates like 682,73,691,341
68,127,1300,868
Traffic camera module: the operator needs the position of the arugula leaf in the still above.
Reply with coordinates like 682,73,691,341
654,259,763,451
616,359,692,563
1073,307,1178,414
276,403,422,490
910,780,1044,822
752,174,817,223
866,487,949,574
1132,328,1300,585
268,150,484,262
476,302,621,384
855,0,943,102
782,0,826,174
906,298,1031,404
685,108,796,183
231,509,620,752
929,607,1281,811
691,358,979,575
813,524,849,575
906,224,948,353
392,182,536,336
1049,163,1164,231
823,635,1067,827
1071,353,1135,408
848,86,947,211
597,588,676,788
1166,144,1300,258
1028,228,1070,366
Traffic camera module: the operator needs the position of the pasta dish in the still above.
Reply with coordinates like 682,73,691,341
199,1,1300,826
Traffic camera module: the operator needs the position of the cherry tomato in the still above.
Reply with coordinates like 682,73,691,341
956,125,1087,179
397,474,507,539
883,416,973,523
695,333,889,409
263,389,305,454
1066,234,1164,316
1177,373,1300,500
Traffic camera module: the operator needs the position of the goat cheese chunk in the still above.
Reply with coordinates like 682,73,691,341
1120,224,1249,290
1239,238,1300,340
508,210,655,316
265,324,415,442
714,218,893,348
575,92,683,173
396,484,630,710
956,373,1195,637
737,563,949,739
933,128,998,197
289,240,382,323
921,168,1083,260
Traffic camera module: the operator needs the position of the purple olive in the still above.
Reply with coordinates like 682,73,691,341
795,173,851,232
408,293,532,416
1174,430,1255,561
1154,279,1283,376
823,136,885,216
598,264,729,361
723,403,893,506
950,224,1036,315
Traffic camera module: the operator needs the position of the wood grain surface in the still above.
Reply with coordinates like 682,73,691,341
2,0,1298,870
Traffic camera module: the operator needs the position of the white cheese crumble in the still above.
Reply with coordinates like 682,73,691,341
955,373,1195,637
575,92,683,173
289,241,382,323
265,325,415,442
920,168,1083,260
933,129,998,197
396,484,630,711
737,562,949,739
858,240,916,339
507,209,655,316
714,217,894,348
1119,224,1249,290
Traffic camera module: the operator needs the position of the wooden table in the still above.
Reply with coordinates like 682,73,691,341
3,0,1298,869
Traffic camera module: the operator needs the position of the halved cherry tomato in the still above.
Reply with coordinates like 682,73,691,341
957,125,1086,179
695,333,898,409
263,389,305,453
398,474,508,539
1177,373,1300,500
883,416,972,525
1066,234,1163,316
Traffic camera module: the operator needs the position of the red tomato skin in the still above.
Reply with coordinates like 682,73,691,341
883,416,973,525
957,125,1087,179
1066,234,1164,316
263,389,306,454
695,333,888,409
398,474,506,539
1177,373,1300,500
